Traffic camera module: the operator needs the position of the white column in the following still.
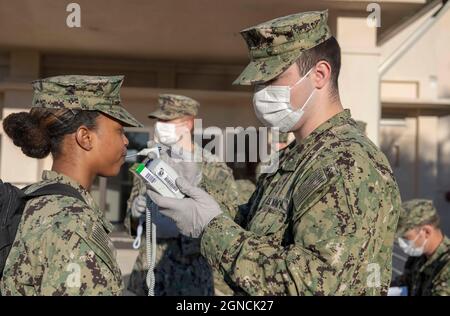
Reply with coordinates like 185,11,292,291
337,17,381,145
417,116,439,199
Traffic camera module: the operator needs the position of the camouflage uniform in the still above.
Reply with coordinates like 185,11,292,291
200,11,402,295
256,132,294,181
355,121,367,135
126,94,239,296
392,199,450,296
0,75,142,296
235,180,256,206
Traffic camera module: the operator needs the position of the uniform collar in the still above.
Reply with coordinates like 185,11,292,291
421,236,450,270
282,109,352,171
42,170,113,233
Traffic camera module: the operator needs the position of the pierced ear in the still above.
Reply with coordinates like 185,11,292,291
75,126,93,151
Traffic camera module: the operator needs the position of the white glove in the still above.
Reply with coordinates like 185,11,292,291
170,161,202,186
159,146,202,186
131,195,146,218
131,194,180,238
147,177,222,238
387,286,408,296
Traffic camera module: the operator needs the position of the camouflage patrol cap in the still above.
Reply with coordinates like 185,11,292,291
32,75,143,127
233,10,331,85
148,94,200,120
397,199,437,237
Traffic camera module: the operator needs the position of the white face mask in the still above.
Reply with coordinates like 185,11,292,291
154,121,181,145
253,67,315,132
398,231,428,257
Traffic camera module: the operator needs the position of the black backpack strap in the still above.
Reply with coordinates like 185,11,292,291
25,183,86,205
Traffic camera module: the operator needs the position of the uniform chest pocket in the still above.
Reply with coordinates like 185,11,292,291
247,196,290,237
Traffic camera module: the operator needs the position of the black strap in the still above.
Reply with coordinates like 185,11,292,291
25,183,86,205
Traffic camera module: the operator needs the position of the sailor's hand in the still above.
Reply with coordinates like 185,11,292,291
131,195,146,218
146,177,222,238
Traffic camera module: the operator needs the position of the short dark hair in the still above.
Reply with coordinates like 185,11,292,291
296,36,341,99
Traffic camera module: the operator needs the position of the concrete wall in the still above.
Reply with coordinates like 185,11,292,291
380,118,415,198
337,16,380,145
437,115,450,235
381,4,450,100
417,116,439,200
379,5,450,234
380,115,450,235
0,51,53,185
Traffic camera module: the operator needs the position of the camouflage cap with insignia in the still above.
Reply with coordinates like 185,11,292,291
32,75,143,127
397,199,437,237
148,94,200,120
233,10,331,85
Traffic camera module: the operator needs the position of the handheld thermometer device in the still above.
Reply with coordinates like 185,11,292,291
131,144,184,199
133,158,184,199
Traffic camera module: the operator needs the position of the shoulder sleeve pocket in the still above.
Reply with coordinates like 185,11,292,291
293,164,340,220
76,221,118,273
